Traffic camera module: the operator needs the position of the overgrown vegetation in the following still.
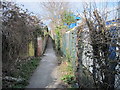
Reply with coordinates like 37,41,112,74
62,11,76,25
54,25,67,54
76,2,120,89
3,57,40,88
58,56,77,88
2,1,48,88
2,1,42,74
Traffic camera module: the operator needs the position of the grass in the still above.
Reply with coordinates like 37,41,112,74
11,57,40,88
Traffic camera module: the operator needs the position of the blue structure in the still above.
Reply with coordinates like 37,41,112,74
68,23,77,28
96,19,118,60
106,19,118,25
107,23,118,60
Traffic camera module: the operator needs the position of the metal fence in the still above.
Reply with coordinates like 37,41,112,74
60,28,77,71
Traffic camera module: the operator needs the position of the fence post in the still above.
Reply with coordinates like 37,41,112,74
37,37,42,56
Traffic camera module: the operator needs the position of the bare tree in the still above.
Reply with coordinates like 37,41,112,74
76,2,120,89
40,1,69,31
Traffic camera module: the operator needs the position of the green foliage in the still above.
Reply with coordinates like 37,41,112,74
60,61,76,85
62,11,76,25
34,25,48,38
61,75,76,84
12,57,40,88
2,2,45,76
19,58,40,79
66,48,72,62
54,25,63,52
34,26,44,37
66,62,73,72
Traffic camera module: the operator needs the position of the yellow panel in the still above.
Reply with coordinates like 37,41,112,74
29,41,34,56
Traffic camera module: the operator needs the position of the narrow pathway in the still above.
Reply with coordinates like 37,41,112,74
27,37,61,88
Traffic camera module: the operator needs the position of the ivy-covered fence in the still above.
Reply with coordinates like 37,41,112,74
53,28,78,71
61,29,77,71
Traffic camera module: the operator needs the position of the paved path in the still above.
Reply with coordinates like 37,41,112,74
27,37,61,88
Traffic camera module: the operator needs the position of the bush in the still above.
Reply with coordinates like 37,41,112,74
61,75,76,84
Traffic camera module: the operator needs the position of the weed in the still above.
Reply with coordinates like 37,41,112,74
60,60,77,88
61,75,76,84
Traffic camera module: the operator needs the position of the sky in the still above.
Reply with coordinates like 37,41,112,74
7,0,120,2
10,0,119,28
15,1,118,15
